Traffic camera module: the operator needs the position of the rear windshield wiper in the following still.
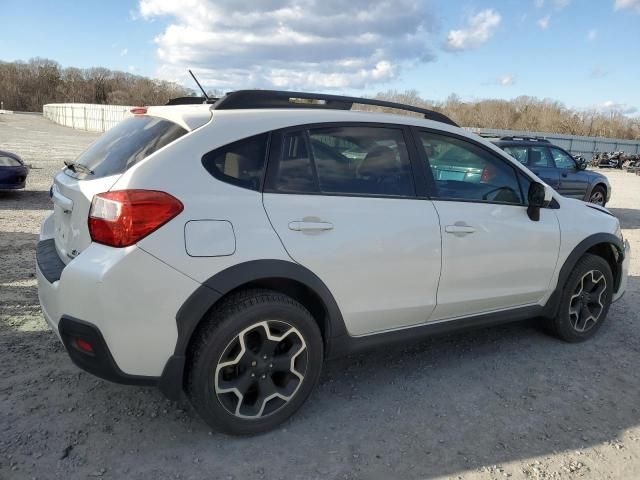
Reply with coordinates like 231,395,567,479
64,160,94,175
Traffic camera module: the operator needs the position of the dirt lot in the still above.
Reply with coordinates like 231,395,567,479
1,113,639,480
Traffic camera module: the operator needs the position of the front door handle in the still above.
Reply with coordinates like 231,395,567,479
561,172,568,178
288,221,334,232
445,224,476,236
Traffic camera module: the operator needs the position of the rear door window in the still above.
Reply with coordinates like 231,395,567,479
70,116,187,179
201,133,269,191
503,146,528,165
308,126,414,196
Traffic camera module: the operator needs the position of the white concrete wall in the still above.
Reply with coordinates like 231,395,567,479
43,103,133,132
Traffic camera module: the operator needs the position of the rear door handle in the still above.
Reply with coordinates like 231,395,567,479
288,221,334,232
445,224,476,236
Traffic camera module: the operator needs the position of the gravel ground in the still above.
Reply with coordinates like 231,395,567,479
1,113,639,480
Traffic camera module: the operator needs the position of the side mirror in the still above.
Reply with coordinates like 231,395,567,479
527,182,551,221
577,159,587,170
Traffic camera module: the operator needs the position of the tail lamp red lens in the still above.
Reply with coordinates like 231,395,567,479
130,107,148,115
74,337,94,354
89,190,183,247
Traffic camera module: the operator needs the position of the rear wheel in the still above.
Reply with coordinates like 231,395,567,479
588,185,607,206
186,289,323,435
548,254,613,342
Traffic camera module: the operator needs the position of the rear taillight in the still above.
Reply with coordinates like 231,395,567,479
130,107,147,115
88,190,183,247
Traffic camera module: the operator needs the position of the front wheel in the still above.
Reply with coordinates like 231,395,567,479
186,289,323,435
548,254,613,342
588,185,607,206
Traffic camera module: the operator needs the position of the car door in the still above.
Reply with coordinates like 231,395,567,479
414,129,560,321
549,146,589,199
527,145,560,191
262,124,442,336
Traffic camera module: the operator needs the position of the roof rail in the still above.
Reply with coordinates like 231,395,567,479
499,136,550,143
165,96,219,106
211,90,459,127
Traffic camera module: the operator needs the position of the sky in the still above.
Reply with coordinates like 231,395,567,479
1,0,639,115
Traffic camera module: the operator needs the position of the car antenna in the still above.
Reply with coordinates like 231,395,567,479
188,69,210,102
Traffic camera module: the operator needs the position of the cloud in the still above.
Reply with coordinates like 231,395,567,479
590,66,608,78
614,0,640,12
446,9,501,51
537,15,551,29
537,0,571,8
499,75,515,86
553,0,571,9
120,48,128,56
596,101,638,115
137,0,438,90
587,29,597,41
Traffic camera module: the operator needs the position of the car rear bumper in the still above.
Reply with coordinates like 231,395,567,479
612,239,630,303
36,213,201,378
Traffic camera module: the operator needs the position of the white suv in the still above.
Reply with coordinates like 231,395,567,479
37,91,630,435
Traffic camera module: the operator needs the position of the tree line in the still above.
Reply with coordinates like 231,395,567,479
0,58,190,112
373,90,640,140
1,58,638,140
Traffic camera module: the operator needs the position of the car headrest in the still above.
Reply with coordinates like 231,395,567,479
358,146,397,178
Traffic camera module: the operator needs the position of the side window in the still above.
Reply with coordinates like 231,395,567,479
529,146,554,168
418,131,523,205
272,132,318,193
503,146,528,165
307,126,414,196
550,148,576,169
202,133,268,191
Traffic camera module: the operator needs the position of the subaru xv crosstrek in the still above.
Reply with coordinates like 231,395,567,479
37,91,630,435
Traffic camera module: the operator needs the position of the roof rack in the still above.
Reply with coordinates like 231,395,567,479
165,96,219,106
499,136,550,143
211,90,459,127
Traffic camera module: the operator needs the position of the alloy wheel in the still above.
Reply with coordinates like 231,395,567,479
589,190,605,205
568,270,607,333
214,320,308,419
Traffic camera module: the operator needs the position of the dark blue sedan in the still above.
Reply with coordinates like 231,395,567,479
0,150,28,190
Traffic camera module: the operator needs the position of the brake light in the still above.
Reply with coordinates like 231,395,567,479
88,190,183,247
130,107,147,115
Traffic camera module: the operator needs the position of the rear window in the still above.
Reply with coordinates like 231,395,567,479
69,116,187,179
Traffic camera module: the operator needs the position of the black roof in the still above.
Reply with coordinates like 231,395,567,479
167,90,458,127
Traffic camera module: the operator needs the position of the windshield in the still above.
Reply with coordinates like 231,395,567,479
68,116,187,179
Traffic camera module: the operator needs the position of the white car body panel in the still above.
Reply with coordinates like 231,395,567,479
430,201,560,320
263,194,442,336
37,214,200,376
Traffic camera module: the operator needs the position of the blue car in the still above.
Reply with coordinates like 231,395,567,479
491,137,611,206
0,150,29,190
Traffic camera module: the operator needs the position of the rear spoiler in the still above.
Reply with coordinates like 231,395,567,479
165,96,219,106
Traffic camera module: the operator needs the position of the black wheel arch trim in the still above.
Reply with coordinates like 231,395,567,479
542,232,623,318
159,259,347,400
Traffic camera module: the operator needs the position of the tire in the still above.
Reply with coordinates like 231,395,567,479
548,254,613,343
588,185,607,206
186,289,323,435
